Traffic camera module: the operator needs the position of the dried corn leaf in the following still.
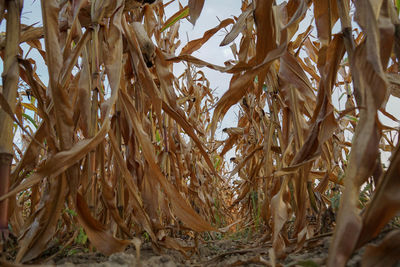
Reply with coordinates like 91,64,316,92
76,193,131,255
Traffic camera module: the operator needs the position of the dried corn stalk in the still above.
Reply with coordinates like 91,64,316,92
0,0,400,266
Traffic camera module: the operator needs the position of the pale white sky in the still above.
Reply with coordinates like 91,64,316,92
2,0,400,167
1,0,243,165
10,0,243,138
164,0,243,141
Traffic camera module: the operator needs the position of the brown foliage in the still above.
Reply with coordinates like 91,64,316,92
0,0,400,266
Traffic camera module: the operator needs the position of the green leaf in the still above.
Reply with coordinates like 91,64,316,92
143,232,150,242
22,113,38,129
155,130,161,142
396,0,400,15
161,6,189,32
65,208,77,217
262,84,268,92
338,92,346,102
67,248,79,256
75,227,88,245
344,114,358,122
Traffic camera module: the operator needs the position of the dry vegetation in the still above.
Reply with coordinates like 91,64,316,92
0,0,400,266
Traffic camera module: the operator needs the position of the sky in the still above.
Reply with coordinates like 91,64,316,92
2,0,400,167
166,0,400,163
3,0,244,165
163,0,243,140
8,0,243,137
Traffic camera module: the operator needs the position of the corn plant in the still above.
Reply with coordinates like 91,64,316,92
0,1,399,266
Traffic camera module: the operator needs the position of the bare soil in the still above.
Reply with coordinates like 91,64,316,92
2,228,398,266
40,234,368,266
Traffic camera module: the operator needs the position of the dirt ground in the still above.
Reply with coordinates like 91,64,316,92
1,228,397,266
38,233,369,266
